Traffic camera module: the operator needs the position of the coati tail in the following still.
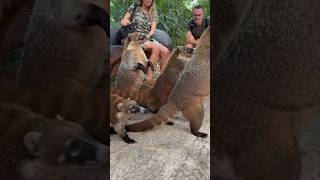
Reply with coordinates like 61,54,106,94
125,101,178,132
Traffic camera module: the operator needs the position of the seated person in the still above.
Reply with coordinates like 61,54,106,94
186,5,209,49
120,0,169,80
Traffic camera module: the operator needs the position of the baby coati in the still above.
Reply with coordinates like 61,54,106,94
110,93,148,143
0,102,109,180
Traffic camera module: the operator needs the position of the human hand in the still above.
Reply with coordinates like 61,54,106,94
120,19,131,26
143,41,152,49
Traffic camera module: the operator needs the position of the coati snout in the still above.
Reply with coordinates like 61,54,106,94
117,98,149,114
0,103,109,179
75,3,109,37
23,115,109,165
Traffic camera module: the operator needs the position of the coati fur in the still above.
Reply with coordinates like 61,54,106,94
18,0,109,91
110,93,148,143
0,102,108,180
115,32,153,99
0,76,108,146
213,0,248,59
133,46,193,113
125,27,210,137
213,0,320,179
110,45,123,80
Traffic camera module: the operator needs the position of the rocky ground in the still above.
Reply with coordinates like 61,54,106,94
110,98,210,180
110,96,320,180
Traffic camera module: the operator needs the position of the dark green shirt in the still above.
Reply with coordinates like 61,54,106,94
127,4,158,34
187,18,209,40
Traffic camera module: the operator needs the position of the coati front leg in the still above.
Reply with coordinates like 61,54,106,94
113,122,136,144
182,102,208,138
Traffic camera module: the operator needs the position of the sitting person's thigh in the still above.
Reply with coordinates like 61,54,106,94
143,40,159,52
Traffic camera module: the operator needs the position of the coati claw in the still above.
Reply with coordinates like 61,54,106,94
147,61,155,71
166,121,174,125
193,132,208,138
135,63,148,74
123,134,136,144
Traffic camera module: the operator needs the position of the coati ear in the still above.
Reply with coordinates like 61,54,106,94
23,131,43,156
76,4,109,37
123,33,134,50
117,103,124,112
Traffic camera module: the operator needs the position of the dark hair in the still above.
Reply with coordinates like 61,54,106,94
193,5,204,11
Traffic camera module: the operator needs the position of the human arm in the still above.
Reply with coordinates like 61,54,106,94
186,31,198,46
148,21,157,37
120,12,132,27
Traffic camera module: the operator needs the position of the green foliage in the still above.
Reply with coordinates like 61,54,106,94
110,0,210,47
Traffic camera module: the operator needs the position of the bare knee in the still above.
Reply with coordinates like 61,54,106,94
161,47,170,58
149,44,160,55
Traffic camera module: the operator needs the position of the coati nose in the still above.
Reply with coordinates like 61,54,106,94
186,48,194,54
139,106,149,114
131,106,141,113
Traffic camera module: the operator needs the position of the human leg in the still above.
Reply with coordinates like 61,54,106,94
158,43,169,72
143,41,160,80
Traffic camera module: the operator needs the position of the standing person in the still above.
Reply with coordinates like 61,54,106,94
120,0,169,80
186,5,209,49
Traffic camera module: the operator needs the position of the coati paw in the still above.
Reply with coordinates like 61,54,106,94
110,127,116,134
193,131,208,138
166,121,174,126
123,134,136,144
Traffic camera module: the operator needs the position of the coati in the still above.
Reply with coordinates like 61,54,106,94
133,46,193,113
18,0,109,90
115,32,153,99
125,27,210,137
110,93,148,143
0,76,108,146
0,102,108,180
213,0,320,179
0,0,110,147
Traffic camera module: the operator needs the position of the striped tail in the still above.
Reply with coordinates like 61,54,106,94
125,101,178,132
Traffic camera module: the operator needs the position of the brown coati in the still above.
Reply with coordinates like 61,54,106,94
110,93,148,143
125,27,210,137
115,32,153,99
18,0,109,91
213,0,320,179
133,46,193,113
0,75,108,146
0,102,108,180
